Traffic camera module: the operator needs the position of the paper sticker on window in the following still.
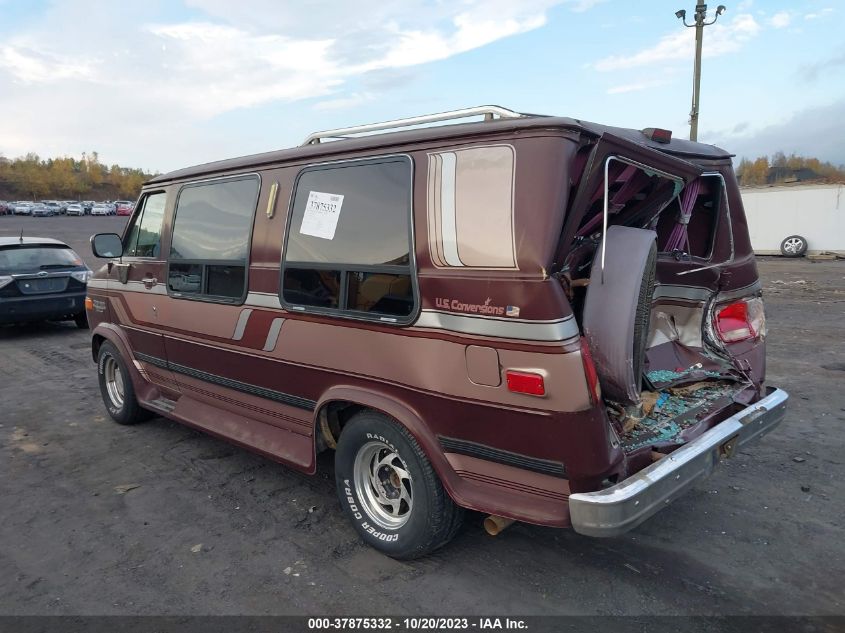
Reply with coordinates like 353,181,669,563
300,191,345,240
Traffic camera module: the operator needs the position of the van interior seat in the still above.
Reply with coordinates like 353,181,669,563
356,274,411,311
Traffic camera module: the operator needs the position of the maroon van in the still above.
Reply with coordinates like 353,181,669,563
87,106,788,559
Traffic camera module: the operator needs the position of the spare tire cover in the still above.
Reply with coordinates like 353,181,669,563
582,226,657,406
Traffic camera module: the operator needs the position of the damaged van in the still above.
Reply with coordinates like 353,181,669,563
86,106,788,559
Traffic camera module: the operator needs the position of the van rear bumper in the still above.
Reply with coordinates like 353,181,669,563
568,387,789,537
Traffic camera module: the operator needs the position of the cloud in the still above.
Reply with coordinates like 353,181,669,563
0,0,598,170
800,50,845,82
769,12,791,29
704,100,845,165
592,14,761,72
0,45,98,83
805,8,834,20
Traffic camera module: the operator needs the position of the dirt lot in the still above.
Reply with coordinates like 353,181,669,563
0,215,843,616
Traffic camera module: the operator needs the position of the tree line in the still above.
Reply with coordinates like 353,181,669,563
737,152,845,187
0,152,157,201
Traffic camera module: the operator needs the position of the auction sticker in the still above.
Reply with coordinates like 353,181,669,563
300,190,345,240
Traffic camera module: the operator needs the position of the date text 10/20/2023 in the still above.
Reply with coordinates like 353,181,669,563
307,617,528,630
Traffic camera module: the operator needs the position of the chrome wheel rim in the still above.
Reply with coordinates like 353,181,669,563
353,440,413,530
784,237,804,254
104,356,124,409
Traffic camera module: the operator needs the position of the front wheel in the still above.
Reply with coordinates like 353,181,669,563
97,341,151,425
335,411,463,559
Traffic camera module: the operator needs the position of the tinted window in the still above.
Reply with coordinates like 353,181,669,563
346,271,413,316
168,176,258,301
281,158,415,321
0,246,82,273
170,177,258,261
286,160,410,266
283,268,340,308
125,193,166,258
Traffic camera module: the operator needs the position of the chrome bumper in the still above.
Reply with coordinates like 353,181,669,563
569,387,789,537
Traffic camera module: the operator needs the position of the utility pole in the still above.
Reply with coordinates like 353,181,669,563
676,3,726,141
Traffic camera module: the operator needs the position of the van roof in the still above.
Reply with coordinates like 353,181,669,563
148,112,733,185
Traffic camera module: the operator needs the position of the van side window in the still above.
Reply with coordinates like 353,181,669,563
168,176,259,301
124,192,166,258
281,157,415,321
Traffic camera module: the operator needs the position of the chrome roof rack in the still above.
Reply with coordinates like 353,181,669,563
302,105,524,145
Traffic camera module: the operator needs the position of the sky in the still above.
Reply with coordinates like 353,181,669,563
0,0,843,173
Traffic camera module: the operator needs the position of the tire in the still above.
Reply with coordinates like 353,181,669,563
74,312,89,329
335,411,463,559
582,226,657,405
631,241,657,392
97,341,150,425
780,235,808,258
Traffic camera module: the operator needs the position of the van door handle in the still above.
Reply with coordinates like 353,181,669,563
142,277,158,289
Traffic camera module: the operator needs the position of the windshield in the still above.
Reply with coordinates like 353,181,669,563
0,246,83,273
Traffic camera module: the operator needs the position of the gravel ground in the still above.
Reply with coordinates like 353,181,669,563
0,215,843,616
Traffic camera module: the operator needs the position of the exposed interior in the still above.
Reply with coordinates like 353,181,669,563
562,158,751,456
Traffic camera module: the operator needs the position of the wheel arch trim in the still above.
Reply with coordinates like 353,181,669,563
313,386,463,500
90,323,146,392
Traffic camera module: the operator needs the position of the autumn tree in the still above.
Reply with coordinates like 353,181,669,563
0,151,156,201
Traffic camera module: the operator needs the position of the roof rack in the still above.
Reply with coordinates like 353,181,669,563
302,105,524,145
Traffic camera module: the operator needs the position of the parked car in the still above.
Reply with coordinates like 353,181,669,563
82,201,94,214
87,105,788,559
0,201,9,216
0,236,91,327
14,202,33,215
66,203,85,216
115,201,134,216
30,203,53,217
90,203,111,216
41,201,62,215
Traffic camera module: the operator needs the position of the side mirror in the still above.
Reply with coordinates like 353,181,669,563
91,233,123,258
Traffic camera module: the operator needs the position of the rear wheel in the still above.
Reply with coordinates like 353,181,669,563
97,341,151,425
335,411,463,559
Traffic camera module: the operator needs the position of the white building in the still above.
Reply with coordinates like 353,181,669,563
740,183,844,256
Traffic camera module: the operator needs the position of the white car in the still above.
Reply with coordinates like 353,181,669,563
66,204,85,216
14,202,33,215
91,204,111,216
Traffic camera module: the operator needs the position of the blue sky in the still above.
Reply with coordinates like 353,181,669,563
0,0,843,172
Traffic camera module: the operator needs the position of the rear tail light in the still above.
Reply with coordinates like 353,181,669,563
715,297,766,343
505,371,545,396
71,269,92,283
580,337,602,405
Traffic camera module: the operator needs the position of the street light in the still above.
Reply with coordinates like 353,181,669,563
676,3,727,141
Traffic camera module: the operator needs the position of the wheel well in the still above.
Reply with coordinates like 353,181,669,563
91,334,105,363
315,401,367,453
